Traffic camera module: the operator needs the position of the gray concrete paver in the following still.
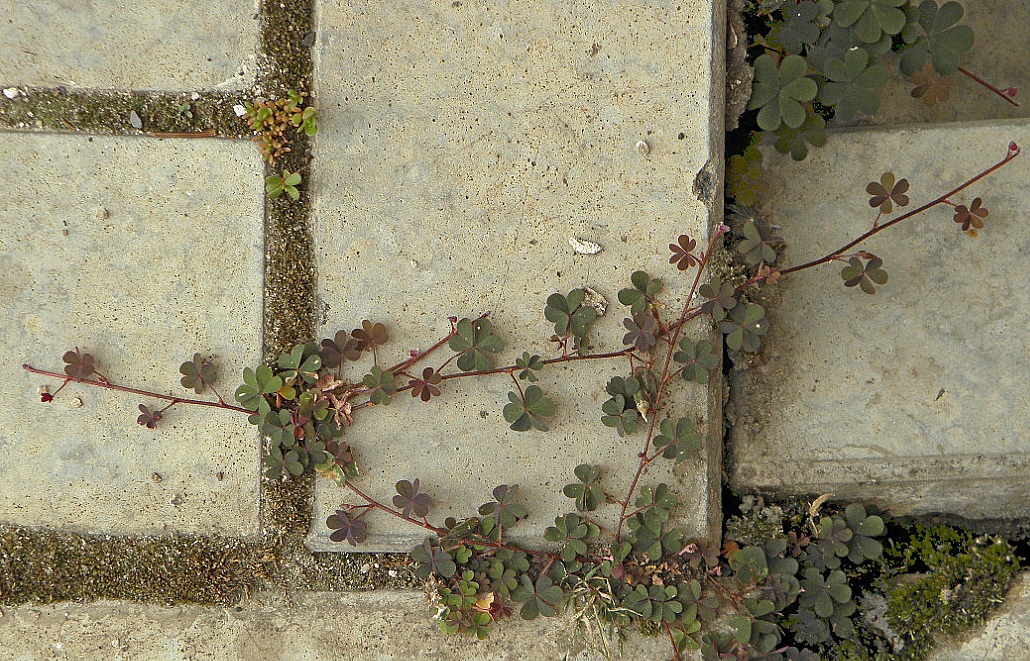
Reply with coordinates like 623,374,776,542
0,1,257,91
729,120,1030,519
2,132,264,537
309,0,724,552
0,590,673,660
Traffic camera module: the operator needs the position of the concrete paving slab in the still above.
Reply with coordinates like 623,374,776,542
309,0,725,551
3,132,264,537
729,120,1030,519
0,590,673,661
929,572,1030,661
0,1,257,91
835,0,1029,127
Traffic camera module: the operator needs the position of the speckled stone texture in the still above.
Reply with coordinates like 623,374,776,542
2,132,264,537
0,591,674,660
309,0,725,551
0,1,257,90
729,121,1030,520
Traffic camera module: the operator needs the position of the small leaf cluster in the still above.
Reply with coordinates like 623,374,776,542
265,170,302,200
732,0,978,177
234,321,400,482
544,289,598,352
721,502,886,655
243,89,318,164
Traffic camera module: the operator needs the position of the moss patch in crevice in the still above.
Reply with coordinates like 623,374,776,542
0,525,260,606
0,88,251,137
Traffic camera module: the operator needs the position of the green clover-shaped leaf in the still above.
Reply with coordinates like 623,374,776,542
727,145,769,206
179,353,216,394
840,255,889,294
622,311,658,352
479,484,528,530
819,48,887,122
737,220,778,266
617,270,663,315
699,275,737,322
767,0,833,54
503,385,556,432
277,343,323,385
799,568,852,618
544,289,598,340
544,512,599,562
515,351,544,381
720,302,768,353
362,366,396,405
807,20,893,74
673,338,719,384
773,111,827,161
843,503,884,563
563,464,604,511
411,539,457,579
653,417,703,462
512,574,564,619
899,1,973,76
833,0,906,44
749,54,818,131
447,317,504,372
601,394,639,437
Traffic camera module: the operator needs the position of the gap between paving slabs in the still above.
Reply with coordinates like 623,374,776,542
1,7,728,660
0,0,412,605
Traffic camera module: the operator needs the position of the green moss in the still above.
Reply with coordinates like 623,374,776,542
883,524,1021,661
0,525,259,606
0,89,251,137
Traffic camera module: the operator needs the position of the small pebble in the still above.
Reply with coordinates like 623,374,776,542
388,569,398,578
190,92,200,101
582,286,608,316
233,104,247,117
635,140,650,155
129,110,143,129
70,397,83,408
569,237,602,255
152,473,163,483
360,562,371,573
2,88,18,99
92,207,109,220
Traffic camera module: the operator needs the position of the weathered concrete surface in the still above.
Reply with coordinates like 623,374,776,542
2,132,264,537
729,120,1030,519
835,0,1029,127
929,573,1030,661
309,0,725,551
0,590,673,660
0,1,257,91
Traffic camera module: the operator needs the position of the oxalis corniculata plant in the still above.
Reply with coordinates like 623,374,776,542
23,142,1020,660
730,0,1020,205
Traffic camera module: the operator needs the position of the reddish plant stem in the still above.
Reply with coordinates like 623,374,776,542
429,348,635,384
615,229,725,542
958,66,1020,107
778,145,1020,277
663,621,684,661
342,481,560,560
22,364,253,415
386,328,459,375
